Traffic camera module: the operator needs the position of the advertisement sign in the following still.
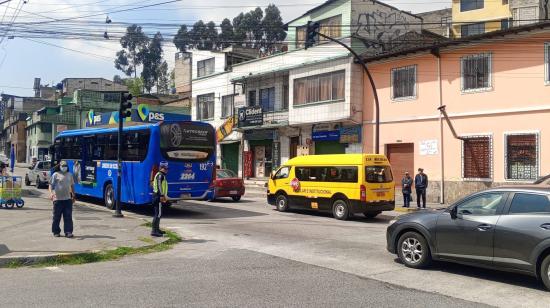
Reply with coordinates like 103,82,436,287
216,116,235,142
85,165,96,183
237,106,263,127
244,151,253,178
85,104,190,127
272,141,280,170
339,125,362,144
420,140,439,155
312,130,340,142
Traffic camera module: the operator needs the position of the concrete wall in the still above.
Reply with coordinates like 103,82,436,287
174,52,192,94
63,78,127,97
417,8,452,37
191,50,227,80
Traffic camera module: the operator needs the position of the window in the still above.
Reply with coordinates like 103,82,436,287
505,134,538,180
456,193,504,216
217,169,237,178
509,193,550,214
295,166,358,183
260,87,275,112
221,95,234,118
122,130,150,161
296,25,306,49
462,136,492,179
461,53,491,91
41,123,52,133
391,65,416,99
461,22,485,37
274,166,290,180
545,43,550,84
196,93,214,120
282,85,289,110
460,0,484,12
248,90,257,106
294,70,345,106
441,16,452,27
502,0,508,4
197,58,215,77
501,18,511,30
319,15,342,42
365,166,393,183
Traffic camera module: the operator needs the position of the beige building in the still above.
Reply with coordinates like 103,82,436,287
61,78,127,97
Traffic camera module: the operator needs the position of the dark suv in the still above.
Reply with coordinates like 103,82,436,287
386,186,550,290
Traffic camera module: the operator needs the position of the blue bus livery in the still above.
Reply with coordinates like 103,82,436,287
51,121,216,208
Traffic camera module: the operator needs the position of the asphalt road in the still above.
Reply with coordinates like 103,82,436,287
2,189,549,307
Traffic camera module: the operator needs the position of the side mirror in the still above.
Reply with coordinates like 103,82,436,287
270,171,276,180
450,206,458,219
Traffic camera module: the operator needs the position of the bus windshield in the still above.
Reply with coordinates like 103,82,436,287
160,122,215,161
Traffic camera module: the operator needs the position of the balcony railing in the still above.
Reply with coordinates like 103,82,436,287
31,113,77,125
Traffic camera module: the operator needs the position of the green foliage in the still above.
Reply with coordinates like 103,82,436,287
173,24,190,52
115,25,149,78
219,18,234,49
124,77,144,97
140,32,164,93
262,4,287,52
157,61,170,94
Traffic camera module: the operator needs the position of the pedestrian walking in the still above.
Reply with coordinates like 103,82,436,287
151,161,169,237
415,168,428,208
401,171,413,208
49,160,75,238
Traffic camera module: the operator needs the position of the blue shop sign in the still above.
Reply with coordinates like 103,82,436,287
312,130,340,142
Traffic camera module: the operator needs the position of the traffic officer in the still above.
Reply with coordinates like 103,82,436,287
151,161,169,237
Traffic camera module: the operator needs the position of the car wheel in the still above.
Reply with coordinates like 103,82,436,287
364,212,381,219
275,194,289,212
540,254,550,291
232,196,241,202
397,232,432,269
332,199,350,220
36,176,42,189
25,175,30,186
104,183,115,210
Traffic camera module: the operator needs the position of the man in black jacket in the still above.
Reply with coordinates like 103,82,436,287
414,168,428,208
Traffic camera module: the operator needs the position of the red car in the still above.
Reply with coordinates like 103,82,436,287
211,169,245,201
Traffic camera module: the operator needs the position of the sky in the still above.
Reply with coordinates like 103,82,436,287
0,0,449,97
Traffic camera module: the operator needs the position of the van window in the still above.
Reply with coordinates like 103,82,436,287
366,166,393,183
274,166,290,179
295,166,358,183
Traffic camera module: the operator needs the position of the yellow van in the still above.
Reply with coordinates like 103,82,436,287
267,154,395,220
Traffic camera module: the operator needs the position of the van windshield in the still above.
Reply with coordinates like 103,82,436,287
365,166,393,183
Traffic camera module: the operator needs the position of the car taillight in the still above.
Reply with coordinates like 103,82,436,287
360,185,366,202
150,164,158,186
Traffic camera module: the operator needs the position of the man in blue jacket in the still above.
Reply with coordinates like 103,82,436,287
414,168,428,208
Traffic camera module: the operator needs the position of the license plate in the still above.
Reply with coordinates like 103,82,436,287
180,193,191,198
376,192,385,197
230,190,238,194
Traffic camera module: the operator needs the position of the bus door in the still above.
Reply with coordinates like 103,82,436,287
79,135,97,185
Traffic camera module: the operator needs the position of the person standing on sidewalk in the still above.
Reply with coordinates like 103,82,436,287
414,168,428,209
401,171,413,208
49,160,75,238
151,161,169,237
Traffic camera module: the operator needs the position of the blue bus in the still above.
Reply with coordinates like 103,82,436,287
51,121,216,208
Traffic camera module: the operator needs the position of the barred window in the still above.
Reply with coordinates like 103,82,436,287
196,93,214,120
461,53,491,91
197,58,215,77
462,136,492,179
461,22,485,37
391,65,416,99
221,95,234,118
506,134,538,181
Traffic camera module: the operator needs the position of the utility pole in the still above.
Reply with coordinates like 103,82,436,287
305,21,381,154
114,92,132,218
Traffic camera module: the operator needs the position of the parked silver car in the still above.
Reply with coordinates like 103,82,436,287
25,161,52,188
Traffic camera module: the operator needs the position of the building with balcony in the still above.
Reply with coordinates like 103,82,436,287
61,78,127,97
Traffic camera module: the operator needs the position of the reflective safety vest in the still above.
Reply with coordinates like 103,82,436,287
153,171,168,197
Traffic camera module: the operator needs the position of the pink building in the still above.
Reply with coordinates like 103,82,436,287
362,23,550,203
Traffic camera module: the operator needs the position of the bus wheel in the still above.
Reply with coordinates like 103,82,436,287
104,184,115,210
276,194,289,212
332,199,350,220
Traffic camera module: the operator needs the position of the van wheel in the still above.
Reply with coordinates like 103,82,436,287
276,194,289,212
397,232,432,269
104,183,115,210
540,254,550,291
332,199,349,220
364,212,381,219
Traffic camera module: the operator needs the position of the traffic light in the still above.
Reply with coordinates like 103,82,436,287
305,21,320,49
120,93,133,118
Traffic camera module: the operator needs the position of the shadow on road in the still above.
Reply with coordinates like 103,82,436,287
283,209,392,225
392,257,545,291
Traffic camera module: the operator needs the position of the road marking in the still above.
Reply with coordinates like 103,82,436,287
45,266,63,272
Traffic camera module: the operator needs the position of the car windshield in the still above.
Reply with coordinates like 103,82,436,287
217,169,237,178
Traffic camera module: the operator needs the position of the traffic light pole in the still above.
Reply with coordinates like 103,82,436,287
113,109,124,218
313,31,381,154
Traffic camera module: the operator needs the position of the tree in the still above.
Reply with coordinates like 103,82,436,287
190,20,207,50
219,18,234,49
124,78,143,97
233,13,246,46
262,4,286,52
248,7,264,45
115,25,149,78
157,61,170,94
113,74,124,85
140,32,164,93
204,21,218,50
173,24,191,52
170,69,175,92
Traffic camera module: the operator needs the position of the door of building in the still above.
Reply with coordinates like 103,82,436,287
221,143,239,173
386,143,414,191
290,136,299,159
314,141,346,155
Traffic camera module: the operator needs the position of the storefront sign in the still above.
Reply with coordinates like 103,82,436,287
244,151,253,178
216,116,235,142
312,130,340,142
339,125,362,144
420,140,439,155
237,106,263,127
85,104,190,127
244,129,275,141
272,142,280,170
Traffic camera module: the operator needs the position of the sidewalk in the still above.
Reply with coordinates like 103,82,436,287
0,194,165,267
